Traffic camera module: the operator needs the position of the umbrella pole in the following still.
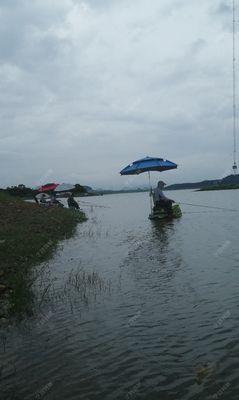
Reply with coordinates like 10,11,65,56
148,171,153,213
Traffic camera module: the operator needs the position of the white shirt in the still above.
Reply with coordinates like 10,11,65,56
153,187,167,202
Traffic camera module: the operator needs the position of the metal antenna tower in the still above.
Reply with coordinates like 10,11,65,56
232,0,238,173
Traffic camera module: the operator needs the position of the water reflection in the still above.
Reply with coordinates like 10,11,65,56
123,218,182,290
1,191,239,400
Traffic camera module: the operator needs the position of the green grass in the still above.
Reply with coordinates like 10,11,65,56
0,193,86,317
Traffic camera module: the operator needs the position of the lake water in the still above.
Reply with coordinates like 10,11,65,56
1,190,239,400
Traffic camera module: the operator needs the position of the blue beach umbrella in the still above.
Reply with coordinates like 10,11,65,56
120,156,177,211
120,156,177,175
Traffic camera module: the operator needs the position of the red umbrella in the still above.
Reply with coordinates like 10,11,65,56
37,183,59,192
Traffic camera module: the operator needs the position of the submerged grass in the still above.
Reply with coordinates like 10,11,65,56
0,193,87,318
60,267,111,308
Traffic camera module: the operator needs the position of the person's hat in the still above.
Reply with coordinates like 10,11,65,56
157,180,166,186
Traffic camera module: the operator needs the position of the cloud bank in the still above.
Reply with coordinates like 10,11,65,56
0,0,236,188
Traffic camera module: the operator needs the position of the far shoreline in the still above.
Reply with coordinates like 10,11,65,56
198,184,239,191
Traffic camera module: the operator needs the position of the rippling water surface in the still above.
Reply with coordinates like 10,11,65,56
1,190,239,400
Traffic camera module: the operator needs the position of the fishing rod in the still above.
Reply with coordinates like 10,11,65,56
179,202,239,212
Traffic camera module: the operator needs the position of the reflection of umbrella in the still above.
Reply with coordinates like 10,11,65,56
54,183,75,192
120,156,177,212
37,183,59,192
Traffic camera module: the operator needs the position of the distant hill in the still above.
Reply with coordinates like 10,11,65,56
97,188,149,195
165,174,239,190
83,186,94,193
221,174,239,184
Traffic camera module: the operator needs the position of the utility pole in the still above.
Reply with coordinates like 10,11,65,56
232,0,238,173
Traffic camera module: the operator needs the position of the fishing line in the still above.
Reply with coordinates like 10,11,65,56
79,201,111,209
183,211,227,214
179,202,239,212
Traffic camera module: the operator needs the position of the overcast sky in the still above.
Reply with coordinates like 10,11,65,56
0,0,237,189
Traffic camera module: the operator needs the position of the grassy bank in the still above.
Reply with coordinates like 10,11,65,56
199,184,239,191
0,193,86,320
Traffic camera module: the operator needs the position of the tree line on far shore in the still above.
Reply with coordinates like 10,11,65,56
0,184,87,198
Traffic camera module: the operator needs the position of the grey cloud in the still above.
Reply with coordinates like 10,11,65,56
211,1,235,32
215,2,231,15
0,0,237,188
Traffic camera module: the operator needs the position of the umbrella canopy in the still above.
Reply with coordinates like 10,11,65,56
120,156,177,175
37,183,59,192
54,183,75,193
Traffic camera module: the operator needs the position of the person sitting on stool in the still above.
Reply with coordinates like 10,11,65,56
151,181,175,215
